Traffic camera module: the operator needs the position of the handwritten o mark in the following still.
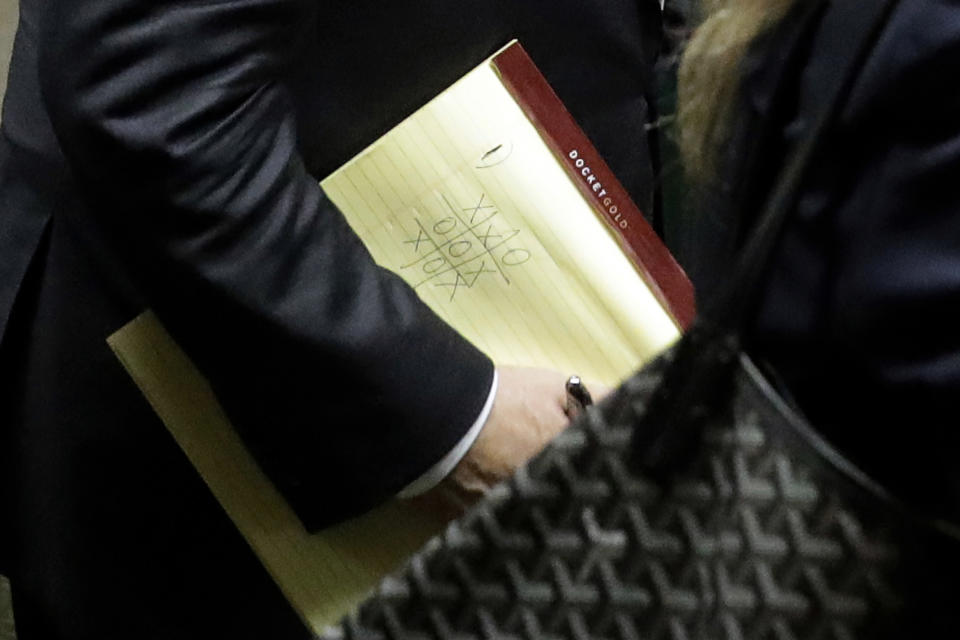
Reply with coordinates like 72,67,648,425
433,218,457,235
501,248,531,266
423,256,447,274
448,240,472,258
475,141,513,169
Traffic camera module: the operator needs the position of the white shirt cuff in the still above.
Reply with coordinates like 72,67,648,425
396,369,499,498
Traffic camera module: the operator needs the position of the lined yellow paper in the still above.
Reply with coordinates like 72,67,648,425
108,312,448,634
107,45,681,635
321,59,679,387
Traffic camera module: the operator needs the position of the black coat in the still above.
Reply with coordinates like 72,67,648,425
0,0,663,637
675,0,960,522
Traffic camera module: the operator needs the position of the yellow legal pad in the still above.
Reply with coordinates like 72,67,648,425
108,41,689,634
108,312,447,630
320,53,679,388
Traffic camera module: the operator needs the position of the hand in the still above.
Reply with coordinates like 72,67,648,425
449,366,569,500
409,367,608,517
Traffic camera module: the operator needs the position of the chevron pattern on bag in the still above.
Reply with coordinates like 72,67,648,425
326,352,910,640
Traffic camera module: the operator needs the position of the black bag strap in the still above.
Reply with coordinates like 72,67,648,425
632,0,903,475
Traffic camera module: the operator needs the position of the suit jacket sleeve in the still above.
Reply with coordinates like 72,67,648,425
39,0,495,529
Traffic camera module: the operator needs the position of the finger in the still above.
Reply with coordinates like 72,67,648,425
589,381,613,402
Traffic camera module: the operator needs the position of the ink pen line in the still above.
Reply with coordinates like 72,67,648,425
400,210,500,269
411,226,522,289
441,192,512,285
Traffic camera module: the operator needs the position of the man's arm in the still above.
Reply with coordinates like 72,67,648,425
39,0,549,528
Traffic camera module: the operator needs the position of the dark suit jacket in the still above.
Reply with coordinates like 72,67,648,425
675,0,960,522
0,0,663,637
